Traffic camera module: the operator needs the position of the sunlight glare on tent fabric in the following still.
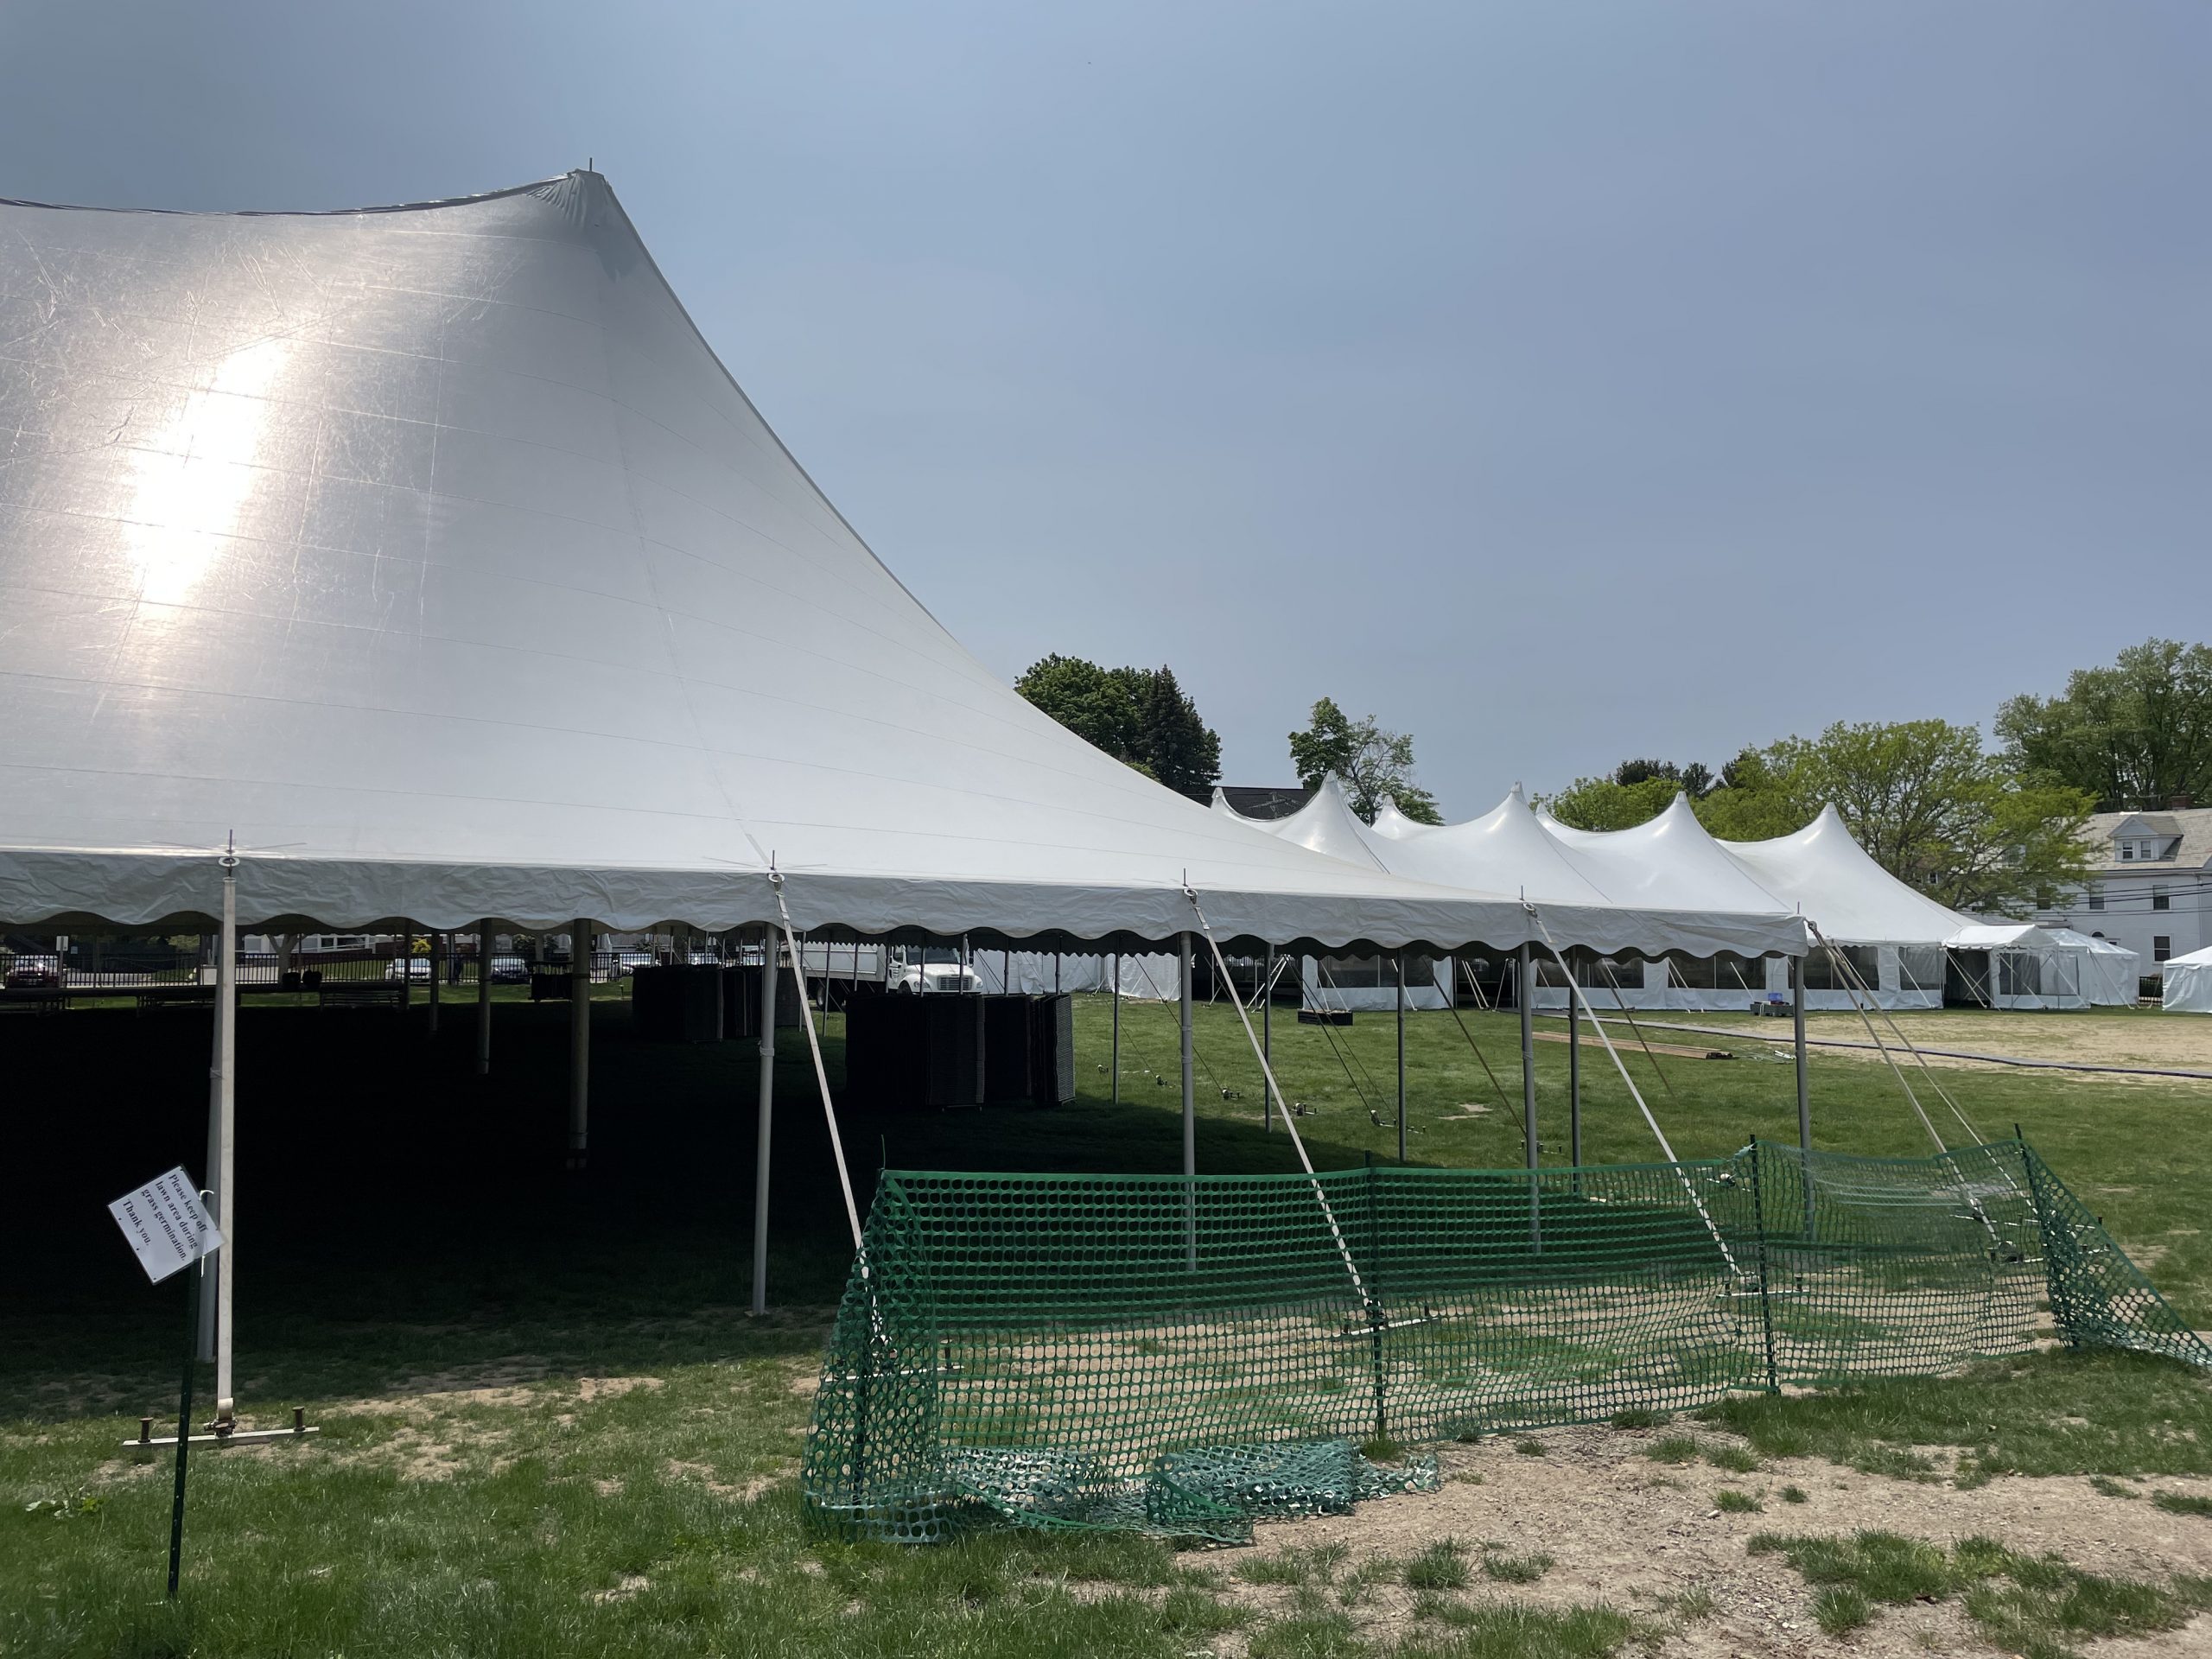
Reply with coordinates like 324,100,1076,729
124,338,290,608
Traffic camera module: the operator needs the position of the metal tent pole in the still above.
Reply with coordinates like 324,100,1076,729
752,925,777,1314
1262,945,1274,1131
475,923,493,1075
1517,943,1536,1168
1517,941,1540,1254
1395,948,1407,1163
201,848,238,1424
1568,972,1582,1167
1793,954,1810,1152
1180,931,1196,1271
1109,951,1121,1103
427,931,442,1034
567,920,590,1169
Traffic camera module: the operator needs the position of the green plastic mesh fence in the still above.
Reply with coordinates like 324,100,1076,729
801,1141,2208,1544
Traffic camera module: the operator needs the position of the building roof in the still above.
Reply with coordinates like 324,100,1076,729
1217,785,1314,822
2079,808,2212,873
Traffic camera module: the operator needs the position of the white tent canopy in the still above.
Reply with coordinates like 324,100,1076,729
2162,945,2212,1014
2042,929,2141,1007
0,172,1649,957
1211,779,1801,962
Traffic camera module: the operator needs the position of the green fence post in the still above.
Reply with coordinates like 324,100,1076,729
1747,1140,1781,1395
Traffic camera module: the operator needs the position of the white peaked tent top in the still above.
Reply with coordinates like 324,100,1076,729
1216,781,1804,958
2044,928,2139,960
1369,796,1435,841
0,170,1592,950
1714,805,1973,946
1230,775,1390,871
1543,793,1796,925
1378,786,1613,910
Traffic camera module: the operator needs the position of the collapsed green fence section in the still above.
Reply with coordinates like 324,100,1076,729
800,1141,2208,1544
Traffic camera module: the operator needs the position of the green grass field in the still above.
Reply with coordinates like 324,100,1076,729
2,993,2207,1656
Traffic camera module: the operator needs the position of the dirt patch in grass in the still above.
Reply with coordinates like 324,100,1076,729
1207,1422,2212,1656
1688,1010,2212,1080
664,1456,789,1501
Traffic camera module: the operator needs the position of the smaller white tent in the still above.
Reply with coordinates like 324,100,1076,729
2162,945,2212,1014
2043,929,2142,1007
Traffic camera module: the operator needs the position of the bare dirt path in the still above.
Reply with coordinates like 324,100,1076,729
1208,1421,2212,1658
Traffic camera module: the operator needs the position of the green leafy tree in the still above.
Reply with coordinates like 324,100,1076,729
1287,697,1443,823
1770,720,2094,912
1135,664,1223,802
1996,639,2212,811
1015,655,1220,800
1539,773,1684,830
1693,747,1814,841
1543,724,2092,912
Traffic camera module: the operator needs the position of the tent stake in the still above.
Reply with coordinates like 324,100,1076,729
752,924,777,1314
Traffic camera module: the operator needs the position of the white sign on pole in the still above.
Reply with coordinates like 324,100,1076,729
108,1167,221,1285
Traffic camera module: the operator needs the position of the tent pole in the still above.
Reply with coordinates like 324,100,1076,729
475,923,493,1076
751,924,777,1314
567,919,590,1169
1395,948,1407,1163
197,851,239,1421
1568,970,1581,1168
1180,931,1195,1271
1793,954,1810,1153
1517,943,1536,1169
1262,945,1274,1131
1109,952,1120,1103
427,931,442,1034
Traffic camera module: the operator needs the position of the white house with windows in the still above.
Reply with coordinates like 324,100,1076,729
2035,806,2212,988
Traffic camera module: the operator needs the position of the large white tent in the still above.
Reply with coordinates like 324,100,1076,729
2162,945,2212,1014
0,171,1818,1421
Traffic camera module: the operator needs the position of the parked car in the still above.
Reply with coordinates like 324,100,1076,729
384,957,433,982
3,952,61,989
487,955,531,983
886,962,981,995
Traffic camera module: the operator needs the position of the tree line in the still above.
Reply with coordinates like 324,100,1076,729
1015,637,2208,916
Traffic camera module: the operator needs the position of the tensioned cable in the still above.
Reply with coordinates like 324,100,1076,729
1527,910,1743,1278
1596,959,1683,1106
1813,925,1996,1150
1806,924,2010,1230
1185,892,1374,1310
1437,960,1528,1163
770,874,862,1250
1312,957,1388,1106
1125,951,1235,1100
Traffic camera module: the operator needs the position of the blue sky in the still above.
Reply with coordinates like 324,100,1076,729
5,1,2206,816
